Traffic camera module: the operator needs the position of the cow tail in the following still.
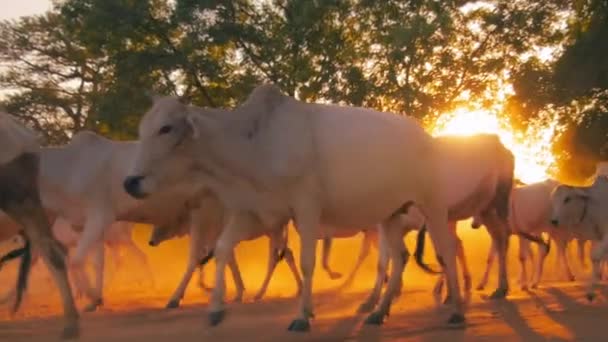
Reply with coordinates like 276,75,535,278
494,150,515,221
12,233,32,314
0,244,27,270
414,225,442,274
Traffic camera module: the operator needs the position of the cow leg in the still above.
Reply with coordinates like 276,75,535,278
556,237,575,282
518,236,532,290
197,248,214,292
284,247,303,297
358,225,389,313
83,242,105,312
577,239,588,269
456,235,472,304
442,221,471,304
227,250,245,303
106,243,123,286
6,203,79,339
365,222,407,325
168,261,198,309
340,230,375,291
167,222,204,309
69,255,86,301
586,235,608,302
70,210,113,310
477,238,496,291
208,212,251,327
321,237,342,280
254,232,282,301
287,203,321,332
123,238,155,288
484,213,509,299
531,234,549,288
433,276,445,307
0,154,78,338
425,205,464,327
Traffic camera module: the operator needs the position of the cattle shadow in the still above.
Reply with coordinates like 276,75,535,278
480,297,546,342
525,285,604,340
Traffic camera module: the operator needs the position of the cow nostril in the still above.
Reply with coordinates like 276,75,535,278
148,240,157,247
123,175,144,196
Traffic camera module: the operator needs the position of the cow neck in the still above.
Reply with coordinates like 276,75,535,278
200,115,268,192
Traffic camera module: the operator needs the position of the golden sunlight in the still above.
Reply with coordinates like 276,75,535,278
428,108,562,184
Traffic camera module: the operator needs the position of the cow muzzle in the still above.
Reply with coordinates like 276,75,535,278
148,240,159,247
123,175,147,199
550,219,559,227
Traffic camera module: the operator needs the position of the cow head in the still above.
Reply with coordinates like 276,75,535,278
124,94,212,199
148,211,190,247
549,185,589,227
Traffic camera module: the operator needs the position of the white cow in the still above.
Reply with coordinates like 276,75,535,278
148,192,302,308
24,132,195,311
124,84,465,330
0,216,153,306
475,180,585,290
550,177,608,301
0,112,79,339
364,134,517,310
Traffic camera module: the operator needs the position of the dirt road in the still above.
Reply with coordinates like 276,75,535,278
0,224,604,341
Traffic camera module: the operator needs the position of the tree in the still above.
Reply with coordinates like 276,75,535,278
0,13,106,143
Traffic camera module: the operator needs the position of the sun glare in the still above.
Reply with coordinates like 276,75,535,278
428,108,561,184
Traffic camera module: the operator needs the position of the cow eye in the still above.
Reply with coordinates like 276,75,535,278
158,125,172,135
564,197,571,204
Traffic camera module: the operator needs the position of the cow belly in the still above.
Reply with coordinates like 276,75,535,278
314,113,437,228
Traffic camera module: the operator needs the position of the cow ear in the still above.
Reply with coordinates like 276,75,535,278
177,93,192,104
185,113,201,139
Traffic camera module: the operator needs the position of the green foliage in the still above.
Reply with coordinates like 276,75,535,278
0,0,604,180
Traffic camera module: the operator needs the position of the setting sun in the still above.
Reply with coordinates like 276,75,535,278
428,108,562,184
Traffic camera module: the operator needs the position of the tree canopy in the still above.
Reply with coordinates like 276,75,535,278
0,0,606,181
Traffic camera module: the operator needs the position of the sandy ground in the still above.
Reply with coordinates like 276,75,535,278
0,222,605,341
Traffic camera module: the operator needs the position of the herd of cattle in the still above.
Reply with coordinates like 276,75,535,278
0,84,607,339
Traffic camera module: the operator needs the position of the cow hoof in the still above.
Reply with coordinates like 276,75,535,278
61,322,79,340
520,285,528,291
253,293,264,301
83,298,102,312
569,276,576,282
488,288,508,299
232,294,243,303
208,310,225,326
357,301,376,313
475,284,485,291
586,293,596,302
287,318,310,332
364,311,385,325
446,313,466,329
531,283,539,289
443,295,452,305
166,300,180,309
